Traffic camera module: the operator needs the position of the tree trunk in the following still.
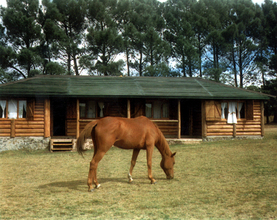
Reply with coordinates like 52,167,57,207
67,52,71,75
139,49,143,76
239,42,243,88
73,50,79,76
126,48,130,76
198,35,202,78
232,45,238,87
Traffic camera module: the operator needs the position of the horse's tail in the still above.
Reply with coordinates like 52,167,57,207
76,120,98,156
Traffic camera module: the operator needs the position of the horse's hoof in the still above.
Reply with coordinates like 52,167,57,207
151,181,157,185
89,188,95,192
95,184,101,189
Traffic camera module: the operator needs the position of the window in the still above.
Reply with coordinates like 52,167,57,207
0,100,7,118
221,101,246,123
145,100,169,119
79,101,104,118
206,100,253,123
0,99,27,119
237,102,245,119
145,103,152,118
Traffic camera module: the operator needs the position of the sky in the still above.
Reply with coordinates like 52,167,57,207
0,0,276,7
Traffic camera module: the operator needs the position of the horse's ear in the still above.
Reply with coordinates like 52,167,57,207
171,152,176,157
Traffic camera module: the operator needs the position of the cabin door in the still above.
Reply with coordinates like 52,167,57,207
181,100,202,137
52,98,67,136
181,101,191,136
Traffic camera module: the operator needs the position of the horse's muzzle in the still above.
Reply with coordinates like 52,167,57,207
167,175,174,180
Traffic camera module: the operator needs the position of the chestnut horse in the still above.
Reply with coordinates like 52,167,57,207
77,116,176,192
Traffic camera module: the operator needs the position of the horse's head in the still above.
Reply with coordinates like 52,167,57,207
160,152,176,179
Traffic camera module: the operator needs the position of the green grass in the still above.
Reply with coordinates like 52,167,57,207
1,127,277,219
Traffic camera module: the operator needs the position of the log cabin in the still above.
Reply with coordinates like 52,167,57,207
0,75,272,151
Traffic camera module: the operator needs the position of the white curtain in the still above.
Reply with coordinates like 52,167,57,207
145,103,152,118
0,100,6,118
162,103,169,118
153,101,162,119
98,102,104,117
227,102,237,124
238,102,244,119
8,99,17,119
221,102,227,119
79,103,86,118
18,100,26,118
87,101,96,118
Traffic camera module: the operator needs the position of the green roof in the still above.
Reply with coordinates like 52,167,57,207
0,75,272,100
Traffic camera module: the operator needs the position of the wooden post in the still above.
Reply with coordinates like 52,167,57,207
127,99,131,118
11,119,15,138
44,99,50,138
233,124,236,138
189,107,193,136
178,100,181,139
76,99,80,139
261,101,265,137
201,101,207,138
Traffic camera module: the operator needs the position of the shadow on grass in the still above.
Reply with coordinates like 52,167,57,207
38,177,135,192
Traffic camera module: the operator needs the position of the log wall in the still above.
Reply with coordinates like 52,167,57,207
0,99,45,137
153,121,178,138
66,119,179,138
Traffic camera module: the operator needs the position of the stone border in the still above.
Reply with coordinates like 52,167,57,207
0,135,264,152
0,137,50,152
203,136,263,142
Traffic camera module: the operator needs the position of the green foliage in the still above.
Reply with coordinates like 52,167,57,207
0,0,276,89
45,62,66,75
144,62,180,77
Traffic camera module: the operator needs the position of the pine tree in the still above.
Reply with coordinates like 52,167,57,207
52,0,87,75
164,0,197,77
1,0,42,78
86,0,124,76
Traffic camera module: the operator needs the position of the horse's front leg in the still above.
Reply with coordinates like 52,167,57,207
146,146,156,184
128,149,140,183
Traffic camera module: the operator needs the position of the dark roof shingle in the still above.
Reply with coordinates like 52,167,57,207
0,75,271,100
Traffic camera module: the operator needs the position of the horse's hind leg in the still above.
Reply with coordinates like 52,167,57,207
128,149,140,183
87,150,106,192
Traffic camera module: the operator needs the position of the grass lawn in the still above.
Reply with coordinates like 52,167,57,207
1,125,277,219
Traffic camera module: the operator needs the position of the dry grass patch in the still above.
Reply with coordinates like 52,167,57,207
1,127,277,219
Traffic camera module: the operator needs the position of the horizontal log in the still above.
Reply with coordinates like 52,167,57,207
0,134,10,137
207,121,229,125
16,129,44,133
15,125,44,129
15,133,44,137
237,127,261,130
236,129,261,132
158,126,178,130
152,120,178,123
0,129,11,133
79,119,97,122
0,120,11,124
16,121,44,125
207,125,233,129
207,133,233,136
236,132,261,135
0,125,11,129
207,129,233,133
